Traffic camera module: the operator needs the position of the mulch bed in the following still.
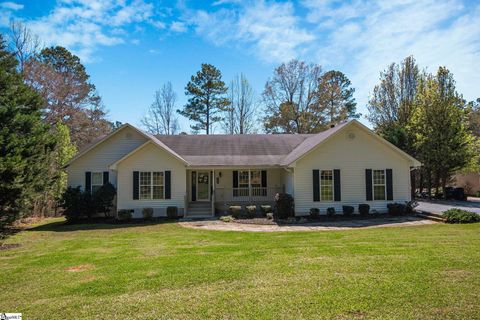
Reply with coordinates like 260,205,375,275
232,214,416,226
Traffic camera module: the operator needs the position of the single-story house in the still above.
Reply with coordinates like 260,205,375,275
65,119,421,218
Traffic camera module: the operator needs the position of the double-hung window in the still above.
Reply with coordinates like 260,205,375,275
139,171,164,200
320,170,334,201
91,172,103,193
373,169,386,200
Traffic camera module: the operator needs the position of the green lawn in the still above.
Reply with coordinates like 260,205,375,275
1,219,479,319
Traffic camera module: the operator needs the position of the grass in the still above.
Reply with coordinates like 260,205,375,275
1,218,479,319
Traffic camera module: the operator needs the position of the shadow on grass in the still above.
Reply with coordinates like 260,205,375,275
27,218,178,232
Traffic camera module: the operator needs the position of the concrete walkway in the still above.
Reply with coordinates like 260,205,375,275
180,216,436,232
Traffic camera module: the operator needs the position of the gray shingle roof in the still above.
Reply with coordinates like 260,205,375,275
155,122,350,167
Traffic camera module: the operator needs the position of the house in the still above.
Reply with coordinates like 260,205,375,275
65,120,421,217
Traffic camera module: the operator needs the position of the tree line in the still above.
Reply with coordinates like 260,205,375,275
1,22,114,228
142,60,359,135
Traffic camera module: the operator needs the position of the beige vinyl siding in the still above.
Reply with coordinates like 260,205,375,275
116,143,186,218
293,123,411,215
66,127,147,190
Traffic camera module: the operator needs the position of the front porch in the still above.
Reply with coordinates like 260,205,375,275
185,168,288,217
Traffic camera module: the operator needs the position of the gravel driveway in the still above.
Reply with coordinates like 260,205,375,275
416,197,480,214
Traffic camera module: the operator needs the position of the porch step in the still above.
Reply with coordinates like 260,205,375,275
187,202,212,217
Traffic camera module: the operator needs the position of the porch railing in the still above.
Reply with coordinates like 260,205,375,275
215,187,283,203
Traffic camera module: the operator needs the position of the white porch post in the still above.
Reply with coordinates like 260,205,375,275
211,169,215,217
248,169,251,202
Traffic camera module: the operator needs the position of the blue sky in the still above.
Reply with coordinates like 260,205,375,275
1,0,479,133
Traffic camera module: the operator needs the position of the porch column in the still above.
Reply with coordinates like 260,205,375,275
248,169,251,202
211,169,215,216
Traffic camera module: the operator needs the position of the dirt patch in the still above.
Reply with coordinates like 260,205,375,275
65,264,94,272
0,243,21,251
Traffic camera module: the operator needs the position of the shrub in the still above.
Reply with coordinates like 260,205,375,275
260,205,272,216
326,207,336,216
61,187,96,222
309,208,320,219
142,208,153,220
228,206,242,219
167,206,178,219
387,203,406,216
266,212,274,220
220,215,235,222
93,183,116,217
245,205,257,218
342,205,354,216
117,209,132,221
274,193,294,220
358,204,370,215
442,209,480,224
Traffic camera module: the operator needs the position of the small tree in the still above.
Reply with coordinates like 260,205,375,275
178,63,230,134
141,82,179,135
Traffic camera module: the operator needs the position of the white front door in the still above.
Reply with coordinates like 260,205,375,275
196,171,210,201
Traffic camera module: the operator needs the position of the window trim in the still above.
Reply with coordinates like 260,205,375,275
91,172,103,193
372,169,386,201
139,171,165,200
319,169,334,202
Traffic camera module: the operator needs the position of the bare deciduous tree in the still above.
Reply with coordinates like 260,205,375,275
9,20,41,72
142,82,179,135
262,60,323,133
224,74,256,134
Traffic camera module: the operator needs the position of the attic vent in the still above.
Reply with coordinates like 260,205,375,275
125,132,132,139
347,132,356,140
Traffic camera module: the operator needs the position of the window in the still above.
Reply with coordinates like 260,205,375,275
320,170,333,201
250,171,261,188
238,171,249,189
139,171,164,200
373,169,386,200
91,172,103,193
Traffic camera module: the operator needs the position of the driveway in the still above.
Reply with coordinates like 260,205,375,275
417,197,480,214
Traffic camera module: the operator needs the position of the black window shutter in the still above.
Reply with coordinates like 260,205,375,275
133,171,139,200
365,169,372,201
191,171,196,201
313,170,320,202
165,170,171,199
334,169,341,201
85,171,91,193
261,170,267,188
233,171,238,188
386,169,393,200
103,171,109,185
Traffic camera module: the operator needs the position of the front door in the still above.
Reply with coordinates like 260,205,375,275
196,171,210,201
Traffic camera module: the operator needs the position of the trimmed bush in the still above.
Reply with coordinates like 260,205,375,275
228,206,242,219
167,206,178,219
358,204,370,215
274,193,294,220
245,205,257,218
260,205,272,216
142,208,153,220
387,203,406,216
93,183,116,217
342,205,354,216
266,212,274,220
326,207,336,216
442,209,480,224
117,209,132,221
61,186,96,222
220,215,235,222
309,208,320,219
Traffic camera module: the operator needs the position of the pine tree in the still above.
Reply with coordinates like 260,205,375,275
0,34,55,225
178,63,230,134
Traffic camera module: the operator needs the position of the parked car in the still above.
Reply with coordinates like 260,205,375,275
445,187,467,201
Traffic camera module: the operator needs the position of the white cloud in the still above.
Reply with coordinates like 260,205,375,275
302,0,480,114
170,21,187,32
17,0,159,62
186,0,314,63
0,1,23,10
